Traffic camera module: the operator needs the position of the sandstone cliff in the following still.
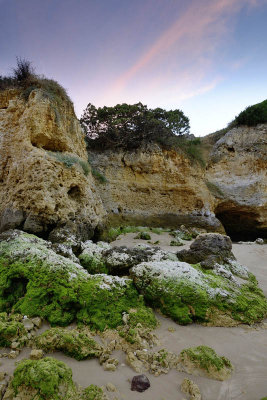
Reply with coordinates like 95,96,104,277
0,88,105,239
206,124,267,240
89,144,223,232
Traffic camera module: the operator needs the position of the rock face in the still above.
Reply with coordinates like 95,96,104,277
0,89,105,239
88,145,223,233
206,124,267,240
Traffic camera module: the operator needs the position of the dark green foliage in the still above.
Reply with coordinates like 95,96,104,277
180,345,232,372
231,99,267,127
12,357,75,399
81,102,190,151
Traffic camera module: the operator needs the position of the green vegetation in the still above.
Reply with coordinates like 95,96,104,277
101,225,168,242
91,167,107,183
205,181,225,199
81,102,207,166
231,99,267,127
0,58,71,108
12,357,76,400
0,232,156,330
170,240,183,247
81,385,105,400
0,313,27,347
180,345,232,372
131,261,267,325
48,151,90,176
35,327,102,360
134,232,151,240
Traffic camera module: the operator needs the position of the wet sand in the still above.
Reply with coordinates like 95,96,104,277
1,236,267,400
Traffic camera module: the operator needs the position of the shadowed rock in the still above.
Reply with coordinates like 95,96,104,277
131,374,150,392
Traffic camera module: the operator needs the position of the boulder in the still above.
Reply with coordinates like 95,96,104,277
131,374,150,392
0,230,156,330
130,257,267,326
177,233,234,268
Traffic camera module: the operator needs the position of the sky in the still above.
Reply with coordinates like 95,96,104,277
1,0,267,136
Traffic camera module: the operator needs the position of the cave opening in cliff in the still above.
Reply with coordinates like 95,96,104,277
215,206,265,241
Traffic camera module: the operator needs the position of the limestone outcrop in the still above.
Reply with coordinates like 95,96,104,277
88,145,223,232
206,124,267,240
0,88,105,239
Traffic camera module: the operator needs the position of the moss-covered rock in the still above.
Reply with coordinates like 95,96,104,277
130,259,267,325
34,327,103,360
0,312,27,347
0,230,156,330
80,241,178,275
81,384,107,400
79,240,110,274
178,345,233,381
10,357,77,400
134,232,151,240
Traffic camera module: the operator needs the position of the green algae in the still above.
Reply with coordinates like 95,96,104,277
81,385,105,400
0,232,156,330
180,345,232,372
35,327,102,360
79,253,108,274
0,312,27,347
12,357,76,400
131,260,267,325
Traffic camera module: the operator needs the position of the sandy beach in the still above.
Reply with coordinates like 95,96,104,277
1,235,267,400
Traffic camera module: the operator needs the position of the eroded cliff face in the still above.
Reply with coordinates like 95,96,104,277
206,124,267,240
89,145,224,232
0,89,105,239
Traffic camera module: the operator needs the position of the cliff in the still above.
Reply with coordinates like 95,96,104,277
206,124,267,240
89,144,223,232
0,88,105,239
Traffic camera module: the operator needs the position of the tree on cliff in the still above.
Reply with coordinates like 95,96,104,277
80,102,190,150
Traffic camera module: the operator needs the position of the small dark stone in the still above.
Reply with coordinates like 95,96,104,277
131,374,150,392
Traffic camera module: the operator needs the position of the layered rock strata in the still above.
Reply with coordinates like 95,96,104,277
206,124,267,240
0,89,105,239
89,145,223,232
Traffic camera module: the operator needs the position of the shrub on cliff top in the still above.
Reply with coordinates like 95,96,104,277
0,58,71,107
230,99,267,127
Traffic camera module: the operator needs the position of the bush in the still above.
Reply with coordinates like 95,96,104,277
0,58,71,108
231,99,267,127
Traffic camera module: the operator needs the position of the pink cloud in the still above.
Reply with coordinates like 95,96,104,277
101,0,265,104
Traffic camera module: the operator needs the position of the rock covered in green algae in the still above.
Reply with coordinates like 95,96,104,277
81,384,108,400
6,357,77,400
178,345,233,381
130,258,267,325
4,357,108,400
79,240,111,273
34,327,103,360
79,240,178,275
0,313,27,348
0,230,156,330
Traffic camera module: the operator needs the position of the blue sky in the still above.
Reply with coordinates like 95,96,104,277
1,0,267,135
